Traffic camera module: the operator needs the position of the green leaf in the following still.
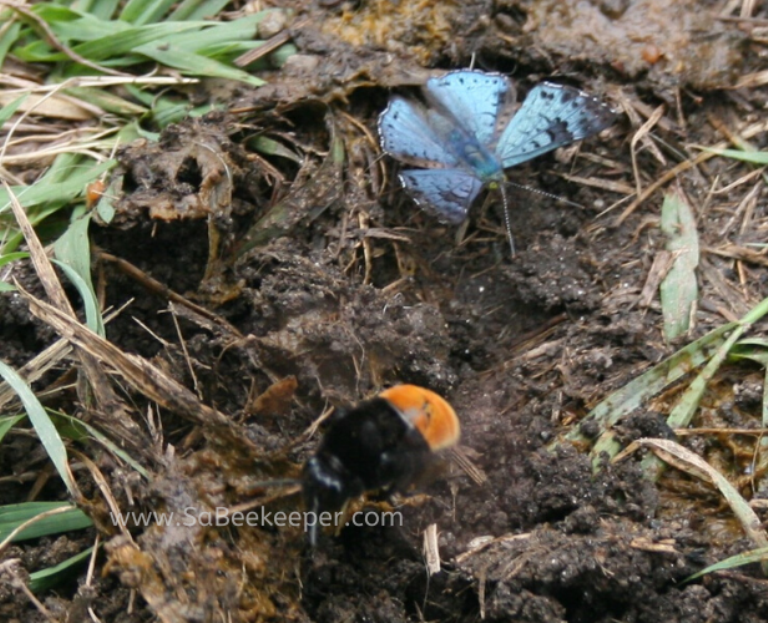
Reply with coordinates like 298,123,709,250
0,361,78,498
13,40,67,63
48,411,89,443
169,0,232,21
51,260,105,337
134,42,265,85
72,0,122,20
687,546,768,581
41,152,88,185
0,159,115,216
46,11,133,44
53,211,104,336
198,41,265,59
559,321,736,462
63,87,148,116
703,148,768,165
730,338,768,366
12,5,279,86
0,21,22,68
0,251,31,271
269,42,297,68
0,502,92,543
585,294,768,472
660,190,699,341
120,0,178,25
159,12,266,50
95,178,119,224
116,119,156,143
71,22,208,62
52,411,149,478
29,4,83,25
2,203,67,255
0,414,26,444
0,93,29,128
730,337,768,430
663,323,745,431
29,546,94,593
250,136,302,164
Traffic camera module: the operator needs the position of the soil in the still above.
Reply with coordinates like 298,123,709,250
3,0,768,622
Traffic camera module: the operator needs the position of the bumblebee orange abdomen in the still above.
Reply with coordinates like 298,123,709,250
379,384,460,450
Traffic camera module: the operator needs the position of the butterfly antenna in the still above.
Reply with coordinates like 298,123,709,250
503,181,585,210
499,182,515,258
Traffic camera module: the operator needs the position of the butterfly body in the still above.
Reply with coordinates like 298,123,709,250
423,107,505,182
446,127,504,182
378,69,615,228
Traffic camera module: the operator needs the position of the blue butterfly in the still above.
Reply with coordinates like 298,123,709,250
378,70,615,244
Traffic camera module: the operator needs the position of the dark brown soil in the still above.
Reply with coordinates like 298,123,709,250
3,0,768,622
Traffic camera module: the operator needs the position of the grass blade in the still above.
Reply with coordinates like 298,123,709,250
0,502,92,543
53,411,149,478
561,321,735,448
688,546,768,581
134,43,265,85
0,414,25,443
620,438,768,574
73,0,121,20
170,0,231,20
0,159,115,217
660,190,699,341
120,0,177,25
0,21,22,67
52,260,105,337
703,148,768,165
71,22,208,62
0,361,79,499
663,327,746,432
63,86,147,116
53,212,104,337
29,546,94,592
0,93,28,128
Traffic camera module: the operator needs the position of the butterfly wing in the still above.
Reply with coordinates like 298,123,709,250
399,169,484,224
379,97,459,168
424,70,512,147
496,83,615,169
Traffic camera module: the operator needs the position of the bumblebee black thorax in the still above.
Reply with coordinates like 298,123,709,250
302,397,432,514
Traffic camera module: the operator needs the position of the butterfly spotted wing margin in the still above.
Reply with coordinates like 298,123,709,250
496,82,616,169
399,169,483,224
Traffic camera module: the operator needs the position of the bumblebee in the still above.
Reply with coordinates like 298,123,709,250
302,385,460,546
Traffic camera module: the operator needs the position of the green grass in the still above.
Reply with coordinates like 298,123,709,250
1,0,293,254
0,0,295,594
